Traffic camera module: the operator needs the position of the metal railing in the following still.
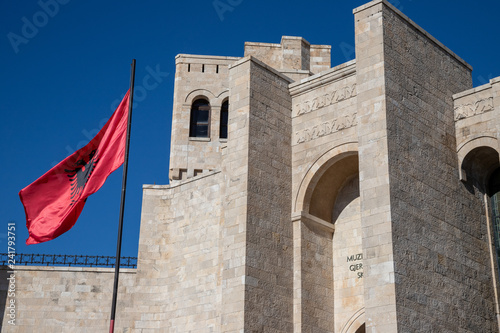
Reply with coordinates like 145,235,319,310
0,253,137,268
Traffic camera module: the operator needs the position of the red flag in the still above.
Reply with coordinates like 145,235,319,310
19,90,130,245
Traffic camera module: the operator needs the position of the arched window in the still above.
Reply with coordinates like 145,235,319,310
220,100,228,139
189,98,210,138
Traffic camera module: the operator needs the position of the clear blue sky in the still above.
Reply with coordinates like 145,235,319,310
1,0,499,259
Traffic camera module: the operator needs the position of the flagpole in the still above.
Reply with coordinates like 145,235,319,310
109,59,136,333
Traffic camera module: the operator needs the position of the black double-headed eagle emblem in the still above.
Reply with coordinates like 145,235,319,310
64,149,99,205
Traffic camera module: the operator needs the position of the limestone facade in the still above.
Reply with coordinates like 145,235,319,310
3,0,500,332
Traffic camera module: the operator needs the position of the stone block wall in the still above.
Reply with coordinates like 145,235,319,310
219,56,252,332
376,0,498,331
222,56,294,332
245,57,294,332
132,172,223,331
354,1,398,331
0,266,135,333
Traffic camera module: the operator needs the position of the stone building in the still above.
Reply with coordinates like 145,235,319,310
2,0,500,332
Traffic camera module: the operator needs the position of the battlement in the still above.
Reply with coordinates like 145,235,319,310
244,36,331,81
175,54,240,75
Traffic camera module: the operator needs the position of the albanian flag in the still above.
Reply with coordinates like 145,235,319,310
19,90,130,245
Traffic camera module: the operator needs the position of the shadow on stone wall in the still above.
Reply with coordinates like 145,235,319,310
0,267,11,328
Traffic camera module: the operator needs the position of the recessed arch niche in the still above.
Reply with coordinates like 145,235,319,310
306,153,359,223
295,146,363,332
460,144,500,191
295,142,359,219
460,143,500,320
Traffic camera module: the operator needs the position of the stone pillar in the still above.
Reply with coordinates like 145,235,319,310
354,1,398,331
222,56,294,332
356,0,497,332
281,36,310,71
220,57,251,332
492,78,500,152
292,212,335,333
309,45,331,74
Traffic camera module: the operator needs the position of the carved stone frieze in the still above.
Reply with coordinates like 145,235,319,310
454,97,494,121
295,113,357,144
294,84,356,117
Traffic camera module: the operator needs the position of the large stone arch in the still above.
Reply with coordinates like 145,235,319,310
341,308,365,333
184,88,229,107
294,141,358,218
184,88,217,104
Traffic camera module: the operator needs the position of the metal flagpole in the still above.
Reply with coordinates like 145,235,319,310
109,59,136,333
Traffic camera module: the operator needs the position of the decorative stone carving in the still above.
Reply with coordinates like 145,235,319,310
294,83,356,116
295,113,357,144
454,97,493,120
